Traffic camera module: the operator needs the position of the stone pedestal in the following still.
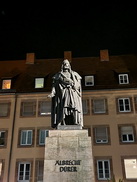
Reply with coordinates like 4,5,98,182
57,125,83,130
43,129,95,182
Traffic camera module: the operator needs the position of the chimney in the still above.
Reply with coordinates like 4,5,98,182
100,49,109,61
64,51,72,63
26,53,35,64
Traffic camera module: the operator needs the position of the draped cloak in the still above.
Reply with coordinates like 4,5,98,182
51,70,83,128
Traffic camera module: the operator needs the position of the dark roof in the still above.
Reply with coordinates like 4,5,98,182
0,53,137,93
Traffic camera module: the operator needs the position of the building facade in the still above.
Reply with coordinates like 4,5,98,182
0,50,137,182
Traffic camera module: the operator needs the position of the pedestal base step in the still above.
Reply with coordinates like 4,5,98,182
57,125,82,130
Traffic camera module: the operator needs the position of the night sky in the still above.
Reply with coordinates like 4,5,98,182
0,2,137,60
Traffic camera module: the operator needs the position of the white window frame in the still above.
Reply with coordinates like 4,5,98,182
20,130,32,146
97,160,111,180
121,126,134,143
124,159,137,179
93,99,106,114
0,131,5,146
85,76,94,86
118,98,131,112
35,78,44,88
2,79,11,89
95,127,108,143
39,130,48,145
119,74,129,84
18,162,31,182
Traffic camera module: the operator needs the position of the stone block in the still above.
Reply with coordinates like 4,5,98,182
78,137,92,148
76,148,93,159
59,137,78,148
49,130,61,137
46,137,58,148
57,125,82,130
58,148,76,159
44,129,95,182
60,129,88,137
44,148,59,160
43,172,61,182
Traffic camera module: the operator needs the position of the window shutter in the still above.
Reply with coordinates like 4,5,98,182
21,101,36,116
37,160,44,181
121,126,133,134
93,99,106,113
39,101,51,115
0,103,9,116
82,99,88,114
40,102,46,114
95,127,107,142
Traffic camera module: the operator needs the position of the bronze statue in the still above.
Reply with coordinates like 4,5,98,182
48,59,83,128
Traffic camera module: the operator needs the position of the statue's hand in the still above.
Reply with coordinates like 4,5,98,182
64,78,74,85
47,93,55,98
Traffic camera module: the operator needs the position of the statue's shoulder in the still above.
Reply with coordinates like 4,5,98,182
72,71,82,79
52,72,61,80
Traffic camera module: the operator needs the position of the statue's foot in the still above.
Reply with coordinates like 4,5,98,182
61,120,66,125
58,121,66,126
74,123,80,126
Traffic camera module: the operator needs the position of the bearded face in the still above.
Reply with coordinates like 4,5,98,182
61,59,71,72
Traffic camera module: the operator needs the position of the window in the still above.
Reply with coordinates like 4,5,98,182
36,160,44,181
2,79,11,89
97,160,111,180
134,97,137,112
18,162,31,181
35,78,44,88
38,101,51,116
119,74,129,84
93,99,107,114
95,127,108,143
124,159,137,179
0,102,10,117
39,130,48,145
21,101,36,117
118,98,131,112
0,160,4,181
20,130,33,146
0,162,2,177
0,131,6,146
120,126,134,143
82,99,89,115
85,76,94,86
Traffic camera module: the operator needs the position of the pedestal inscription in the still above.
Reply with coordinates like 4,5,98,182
44,129,95,182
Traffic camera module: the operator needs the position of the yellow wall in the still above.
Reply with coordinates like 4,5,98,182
0,90,137,181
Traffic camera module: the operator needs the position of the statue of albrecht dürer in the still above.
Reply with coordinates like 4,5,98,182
48,59,83,128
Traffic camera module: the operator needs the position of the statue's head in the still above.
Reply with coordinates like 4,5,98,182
61,59,71,72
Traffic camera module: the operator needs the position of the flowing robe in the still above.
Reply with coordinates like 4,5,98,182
51,70,83,128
